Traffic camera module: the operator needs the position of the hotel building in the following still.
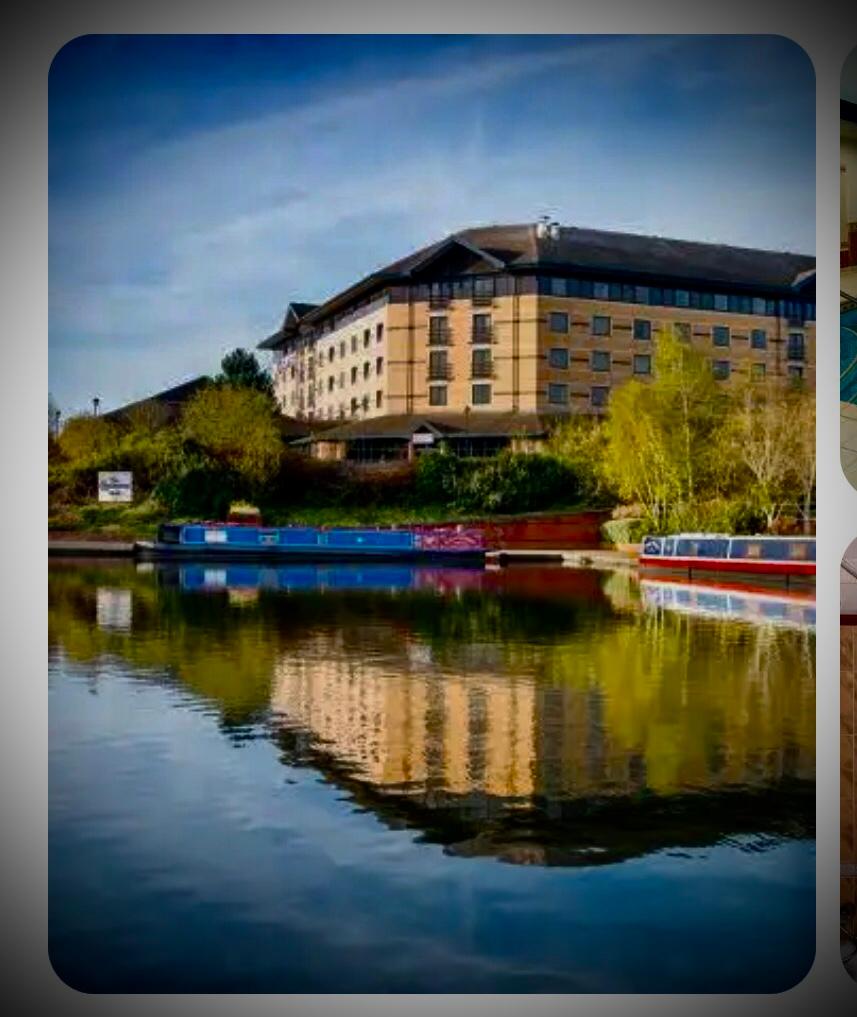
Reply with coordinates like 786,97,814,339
259,221,815,461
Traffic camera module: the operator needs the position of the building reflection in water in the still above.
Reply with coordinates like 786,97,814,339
50,560,815,865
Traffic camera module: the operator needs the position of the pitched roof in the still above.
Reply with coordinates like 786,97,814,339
102,376,212,423
258,301,320,350
259,223,815,350
298,411,556,443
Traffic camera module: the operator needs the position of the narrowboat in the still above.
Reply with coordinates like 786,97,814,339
638,533,815,583
135,521,487,565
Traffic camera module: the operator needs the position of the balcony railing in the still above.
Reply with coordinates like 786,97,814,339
787,343,806,362
429,294,451,309
427,362,453,381
428,327,452,346
470,361,495,379
470,327,494,344
471,292,494,307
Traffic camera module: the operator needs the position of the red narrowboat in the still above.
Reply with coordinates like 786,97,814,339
638,534,815,583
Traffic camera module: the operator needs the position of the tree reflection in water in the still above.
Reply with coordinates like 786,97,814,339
49,560,815,867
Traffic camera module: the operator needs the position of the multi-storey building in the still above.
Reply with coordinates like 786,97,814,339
259,221,815,461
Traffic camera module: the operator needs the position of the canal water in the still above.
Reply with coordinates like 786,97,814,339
48,561,815,993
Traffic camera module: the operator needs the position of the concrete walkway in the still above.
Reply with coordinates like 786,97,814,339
48,539,136,556
486,548,637,569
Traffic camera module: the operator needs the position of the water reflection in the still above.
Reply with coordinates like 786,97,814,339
49,561,815,868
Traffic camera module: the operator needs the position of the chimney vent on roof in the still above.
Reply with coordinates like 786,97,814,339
548,221,561,240
535,214,551,239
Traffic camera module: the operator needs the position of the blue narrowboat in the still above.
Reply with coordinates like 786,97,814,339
135,522,487,565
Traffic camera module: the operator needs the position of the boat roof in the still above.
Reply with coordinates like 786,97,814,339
647,533,815,541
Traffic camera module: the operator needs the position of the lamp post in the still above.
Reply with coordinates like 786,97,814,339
92,397,100,417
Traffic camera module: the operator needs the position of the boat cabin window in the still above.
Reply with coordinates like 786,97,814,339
730,540,765,559
788,541,815,561
675,538,729,558
642,537,662,555
663,538,675,555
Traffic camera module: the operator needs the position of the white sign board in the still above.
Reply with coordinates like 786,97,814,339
98,471,133,503
412,432,435,446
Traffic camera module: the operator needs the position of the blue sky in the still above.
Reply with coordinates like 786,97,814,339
49,34,815,416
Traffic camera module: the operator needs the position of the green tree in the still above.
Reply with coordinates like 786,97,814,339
180,384,284,484
546,415,614,504
216,348,273,395
603,380,680,531
723,381,796,531
788,388,816,533
600,328,738,532
57,414,121,466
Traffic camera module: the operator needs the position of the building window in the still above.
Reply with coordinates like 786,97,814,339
590,386,609,408
376,390,383,408
429,281,451,308
364,330,370,348
751,329,767,350
751,362,766,380
593,282,609,300
548,347,569,369
472,348,493,378
429,349,449,380
429,384,447,406
472,383,492,405
350,366,358,384
787,333,806,361
429,316,450,345
549,311,569,333
633,354,651,375
362,395,369,412
591,350,611,371
376,356,383,375
712,325,730,347
472,276,494,305
548,383,569,405
351,335,357,353
327,376,335,392
350,397,358,414
675,289,690,308
633,319,651,341
376,323,384,343
340,341,346,358
674,322,691,342
472,313,492,341
363,361,370,379
328,347,334,363
712,360,731,380
592,315,611,336
788,364,804,381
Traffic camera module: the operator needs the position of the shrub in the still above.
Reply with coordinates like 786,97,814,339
153,441,246,520
413,445,464,505
254,452,346,512
450,451,579,515
601,518,648,546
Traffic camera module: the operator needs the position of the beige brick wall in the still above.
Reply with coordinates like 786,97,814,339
273,285,814,423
